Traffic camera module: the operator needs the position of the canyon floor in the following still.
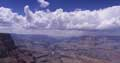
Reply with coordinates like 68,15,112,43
0,33,120,63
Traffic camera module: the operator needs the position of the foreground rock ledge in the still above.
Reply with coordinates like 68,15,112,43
0,33,16,58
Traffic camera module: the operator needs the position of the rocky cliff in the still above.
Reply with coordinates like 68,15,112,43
0,33,16,58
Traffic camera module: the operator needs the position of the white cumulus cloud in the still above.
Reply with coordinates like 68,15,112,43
22,5,120,30
0,5,120,36
37,0,50,8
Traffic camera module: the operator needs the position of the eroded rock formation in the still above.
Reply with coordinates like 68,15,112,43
0,34,119,63
0,33,16,58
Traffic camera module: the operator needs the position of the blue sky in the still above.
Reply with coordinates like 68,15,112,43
0,0,120,14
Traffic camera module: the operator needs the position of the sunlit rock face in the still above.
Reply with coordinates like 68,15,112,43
0,33,16,58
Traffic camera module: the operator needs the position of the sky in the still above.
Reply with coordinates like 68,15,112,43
0,0,120,14
0,0,120,36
